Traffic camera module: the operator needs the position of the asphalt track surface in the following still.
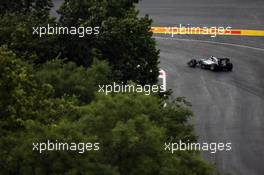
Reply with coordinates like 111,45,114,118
138,0,264,175
52,0,264,174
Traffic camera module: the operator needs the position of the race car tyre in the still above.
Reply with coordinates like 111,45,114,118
227,63,233,71
187,59,197,68
210,64,217,71
201,64,206,69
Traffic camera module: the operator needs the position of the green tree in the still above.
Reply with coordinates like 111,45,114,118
0,0,59,63
0,13,59,63
76,93,212,175
0,1,216,174
0,0,53,16
0,46,117,175
0,45,77,135
1,88,212,174
58,0,159,84
35,58,111,104
1,119,119,175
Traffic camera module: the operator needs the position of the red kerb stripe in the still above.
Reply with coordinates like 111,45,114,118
230,30,241,35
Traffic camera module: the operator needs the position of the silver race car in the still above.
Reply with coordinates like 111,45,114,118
188,56,233,71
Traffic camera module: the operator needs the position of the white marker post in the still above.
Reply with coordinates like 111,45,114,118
159,69,167,92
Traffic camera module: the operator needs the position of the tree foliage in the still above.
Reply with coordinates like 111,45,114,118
58,0,159,84
0,46,75,135
0,1,215,174
0,46,212,175
0,12,59,63
35,58,111,104
0,0,53,16
77,93,211,175
0,0,159,84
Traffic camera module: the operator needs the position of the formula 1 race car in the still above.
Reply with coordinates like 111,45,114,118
187,56,233,71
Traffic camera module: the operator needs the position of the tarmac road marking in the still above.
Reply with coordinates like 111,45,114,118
151,27,264,37
240,30,264,36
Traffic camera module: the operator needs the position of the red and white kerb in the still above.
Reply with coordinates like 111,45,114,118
158,69,167,91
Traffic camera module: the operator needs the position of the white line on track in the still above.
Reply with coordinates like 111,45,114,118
154,36,264,52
